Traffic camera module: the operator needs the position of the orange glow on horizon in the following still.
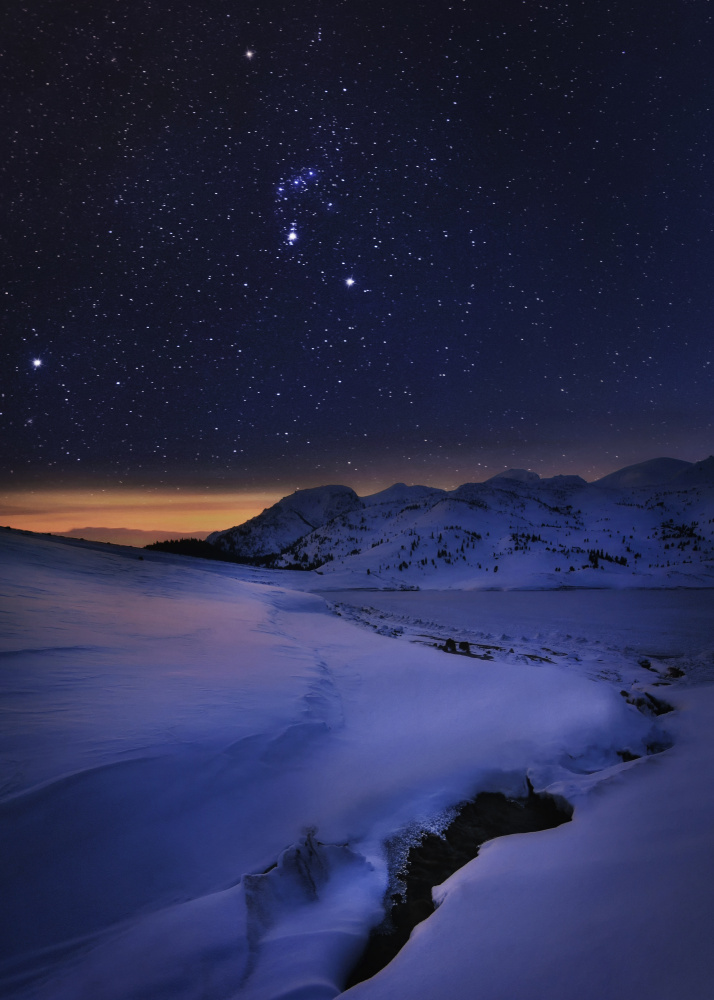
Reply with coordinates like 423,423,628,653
1,456,628,545
0,487,283,538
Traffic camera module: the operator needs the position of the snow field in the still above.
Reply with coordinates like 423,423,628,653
1,528,712,999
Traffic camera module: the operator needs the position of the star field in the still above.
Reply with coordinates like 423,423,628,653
3,0,713,495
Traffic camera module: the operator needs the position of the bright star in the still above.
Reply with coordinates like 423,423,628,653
32,358,42,368
245,50,255,60
345,277,355,287
287,230,298,243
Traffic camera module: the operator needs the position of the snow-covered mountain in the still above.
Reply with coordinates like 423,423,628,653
208,483,361,559
208,458,714,588
593,456,694,488
486,468,541,484
674,455,714,487
61,527,212,546
361,482,447,506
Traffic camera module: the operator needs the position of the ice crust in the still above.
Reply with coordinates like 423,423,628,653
1,529,713,999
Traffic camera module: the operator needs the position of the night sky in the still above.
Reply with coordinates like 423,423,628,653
3,1,714,525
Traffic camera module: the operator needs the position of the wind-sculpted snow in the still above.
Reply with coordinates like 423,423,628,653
344,688,714,1000
1,528,713,999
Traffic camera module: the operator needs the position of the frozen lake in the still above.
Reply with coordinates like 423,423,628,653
322,589,714,659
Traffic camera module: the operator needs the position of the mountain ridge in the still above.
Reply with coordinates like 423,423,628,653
207,456,714,588
593,456,694,489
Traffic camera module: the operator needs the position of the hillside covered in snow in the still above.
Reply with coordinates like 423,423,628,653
209,456,714,589
2,527,714,1000
1,526,714,1000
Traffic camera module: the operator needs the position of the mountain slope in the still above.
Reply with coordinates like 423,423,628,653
594,457,693,489
206,459,714,588
273,476,714,588
486,468,541,483
208,484,361,559
361,483,446,507
673,456,714,487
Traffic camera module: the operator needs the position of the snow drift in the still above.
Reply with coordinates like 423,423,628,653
1,527,713,999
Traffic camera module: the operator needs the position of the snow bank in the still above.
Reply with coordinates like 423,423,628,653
345,686,714,1000
1,529,711,999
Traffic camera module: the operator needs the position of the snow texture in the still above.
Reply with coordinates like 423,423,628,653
1,527,714,999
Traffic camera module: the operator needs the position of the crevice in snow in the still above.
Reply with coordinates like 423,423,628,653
343,782,572,989
621,689,674,717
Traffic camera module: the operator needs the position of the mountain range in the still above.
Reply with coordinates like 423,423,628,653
60,527,212,547
207,456,714,589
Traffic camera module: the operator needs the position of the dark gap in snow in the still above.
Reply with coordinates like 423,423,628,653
620,690,674,717
344,784,572,990
618,690,674,756
644,692,674,715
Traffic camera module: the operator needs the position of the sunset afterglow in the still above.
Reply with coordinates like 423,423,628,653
0,487,281,542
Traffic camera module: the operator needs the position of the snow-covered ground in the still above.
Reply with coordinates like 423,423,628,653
1,528,714,999
324,588,714,664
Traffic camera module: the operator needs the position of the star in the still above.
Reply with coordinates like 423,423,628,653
32,358,42,368
287,230,298,243
345,277,355,287
245,50,255,60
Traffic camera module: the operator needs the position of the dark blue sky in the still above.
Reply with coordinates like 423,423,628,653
3,0,713,493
